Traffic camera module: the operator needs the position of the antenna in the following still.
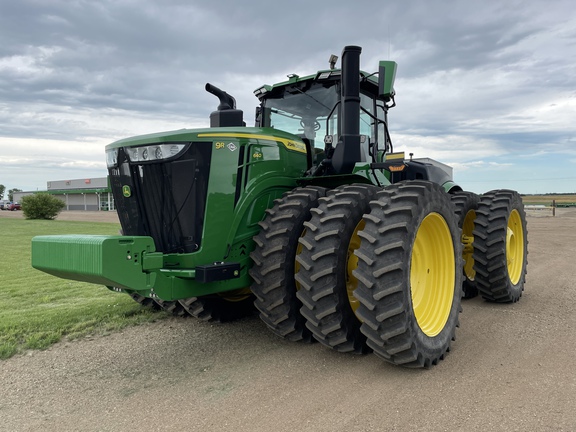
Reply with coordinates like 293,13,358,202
388,25,391,58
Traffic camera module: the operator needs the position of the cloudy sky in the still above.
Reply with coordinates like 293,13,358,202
1,0,575,195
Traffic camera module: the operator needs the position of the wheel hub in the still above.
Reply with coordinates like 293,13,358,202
461,209,476,281
346,220,364,316
410,213,455,337
506,209,525,285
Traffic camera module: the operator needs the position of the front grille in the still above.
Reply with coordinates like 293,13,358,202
109,142,212,253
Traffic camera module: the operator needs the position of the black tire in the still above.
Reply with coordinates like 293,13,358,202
179,289,255,322
249,186,327,342
154,299,190,317
129,293,162,310
353,181,463,368
451,191,480,299
473,190,528,302
295,184,379,353
129,293,189,316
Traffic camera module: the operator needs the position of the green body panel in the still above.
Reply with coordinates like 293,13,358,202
32,127,310,300
32,235,156,290
165,127,306,266
442,180,460,193
297,162,390,189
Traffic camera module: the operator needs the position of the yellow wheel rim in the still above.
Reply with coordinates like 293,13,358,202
346,220,364,317
507,209,525,285
461,210,476,281
410,213,455,337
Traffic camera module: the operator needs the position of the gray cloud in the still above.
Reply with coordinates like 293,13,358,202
1,0,575,193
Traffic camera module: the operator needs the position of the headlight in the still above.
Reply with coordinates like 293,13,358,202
125,143,187,163
106,148,119,168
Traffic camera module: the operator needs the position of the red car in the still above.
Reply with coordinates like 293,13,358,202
6,202,21,211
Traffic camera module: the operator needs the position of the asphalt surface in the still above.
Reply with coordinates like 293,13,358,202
1,209,575,431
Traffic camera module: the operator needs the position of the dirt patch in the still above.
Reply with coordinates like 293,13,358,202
2,210,576,431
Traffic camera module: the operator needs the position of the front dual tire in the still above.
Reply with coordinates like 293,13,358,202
353,181,463,367
295,184,379,354
251,181,463,368
249,186,327,342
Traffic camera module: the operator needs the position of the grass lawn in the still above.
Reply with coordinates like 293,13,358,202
0,218,167,360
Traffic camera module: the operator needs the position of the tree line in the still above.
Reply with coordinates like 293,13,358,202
0,184,22,202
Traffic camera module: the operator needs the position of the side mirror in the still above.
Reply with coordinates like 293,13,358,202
255,106,262,126
255,106,271,128
378,61,397,100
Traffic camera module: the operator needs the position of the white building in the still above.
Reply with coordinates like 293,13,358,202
13,177,115,211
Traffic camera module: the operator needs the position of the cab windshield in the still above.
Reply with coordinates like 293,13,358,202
263,79,384,155
263,81,340,150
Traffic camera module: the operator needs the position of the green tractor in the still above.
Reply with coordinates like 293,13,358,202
32,46,528,368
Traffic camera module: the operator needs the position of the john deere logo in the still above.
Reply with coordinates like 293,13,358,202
122,185,131,197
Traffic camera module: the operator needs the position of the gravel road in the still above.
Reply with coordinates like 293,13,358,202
2,209,576,431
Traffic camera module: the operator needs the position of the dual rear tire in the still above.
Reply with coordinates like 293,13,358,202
451,191,480,299
178,289,255,322
251,181,465,367
353,181,463,367
450,189,528,303
473,190,528,302
128,291,254,321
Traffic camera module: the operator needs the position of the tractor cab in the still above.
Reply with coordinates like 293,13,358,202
254,51,397,176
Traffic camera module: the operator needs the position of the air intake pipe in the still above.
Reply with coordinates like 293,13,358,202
206,83,245,127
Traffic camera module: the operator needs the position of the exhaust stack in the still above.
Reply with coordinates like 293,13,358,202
331,45,362,174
